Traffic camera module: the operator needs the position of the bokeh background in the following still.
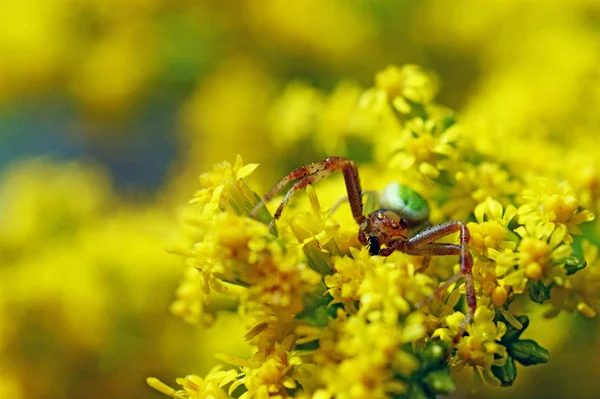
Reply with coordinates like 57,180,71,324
1,1,600,398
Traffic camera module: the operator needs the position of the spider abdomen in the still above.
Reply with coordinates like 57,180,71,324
379,182,430,223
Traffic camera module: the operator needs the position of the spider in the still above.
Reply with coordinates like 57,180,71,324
250,156,475,340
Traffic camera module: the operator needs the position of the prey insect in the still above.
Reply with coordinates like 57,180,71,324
250,156,475,340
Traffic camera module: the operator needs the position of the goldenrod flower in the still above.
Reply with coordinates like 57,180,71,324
324,248,367,310
357,251,434,326
363,65,439,115
387,117,460,182
268,81,325,149
184,212,319,316
515,223,571,281
316,80,364,154
517,178,595,244
287,185,357,257
189,154,260,220
468,197,517,257
267,80,364,155
325,246,434,326
155,64,598,398
434,300,508,387
443,162,520,220
218,335,302,399
148,366,238,399
546,240,600,318
170,266,216,326
316,314,422,398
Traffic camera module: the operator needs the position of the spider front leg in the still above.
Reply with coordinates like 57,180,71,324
327,190,378,218
250,157,366,231
389,221,475,343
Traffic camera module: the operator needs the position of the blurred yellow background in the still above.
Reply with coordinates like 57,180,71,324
1,1,600,398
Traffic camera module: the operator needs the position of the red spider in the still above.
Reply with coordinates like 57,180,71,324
251,156,475,341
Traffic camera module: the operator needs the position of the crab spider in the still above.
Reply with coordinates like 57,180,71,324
250,156,476,341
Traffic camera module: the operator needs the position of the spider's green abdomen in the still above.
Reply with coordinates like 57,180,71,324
380,182,430,222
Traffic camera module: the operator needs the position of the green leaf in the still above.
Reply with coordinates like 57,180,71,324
491,356,517,387
404,383,432,399
502,315,530,343
422,368,456,395
295,305,331,327
509,339,549,366
302,242,333,275
416,341,447,372
295,282,336,327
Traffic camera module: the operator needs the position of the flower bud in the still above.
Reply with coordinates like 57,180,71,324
509,339,549,366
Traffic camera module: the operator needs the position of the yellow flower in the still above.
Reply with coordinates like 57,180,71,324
0,157,112,251
267,81,325,149
242,0,374,63
366,65,439,115
434,300,507,387
515,223,571,282
170,266,217,326
443,162,520,221
316,80,364,155
217,335,302,399
287,185,357,257
325,247,434,323
357,251,434,326
467,197,517,257
574,240,600,317
71,21,155,116
185,213,319,315
148,365,238,399
189,154,260,220
517,178,595,244
324,249,366,311
387,117,460,183
316,314,422,398
267,80,364,156
155,56,600,398
546,240,600,318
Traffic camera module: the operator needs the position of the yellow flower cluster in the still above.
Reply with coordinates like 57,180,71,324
434,298,508,387
151,65,598,398
0,158,232,399
169,156,321,328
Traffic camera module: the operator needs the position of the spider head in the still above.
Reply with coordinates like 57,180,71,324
358,209,408,255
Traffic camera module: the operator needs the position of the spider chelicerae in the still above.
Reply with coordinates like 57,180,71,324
251,156,475,340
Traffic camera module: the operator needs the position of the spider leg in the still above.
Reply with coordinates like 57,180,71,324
327,190,377,217
420,255,431,272
414,268,463,308
390,222,475,343
251,157,365,231
269,171,327,231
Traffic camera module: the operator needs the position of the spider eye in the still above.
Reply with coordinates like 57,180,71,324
368,235,380,255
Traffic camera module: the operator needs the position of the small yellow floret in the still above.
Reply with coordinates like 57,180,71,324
146,378,176,397
468,221,506,254
519,237,551,280
525,262,543,280
491,286,508,307
577,302,596,318
544,194,579,223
